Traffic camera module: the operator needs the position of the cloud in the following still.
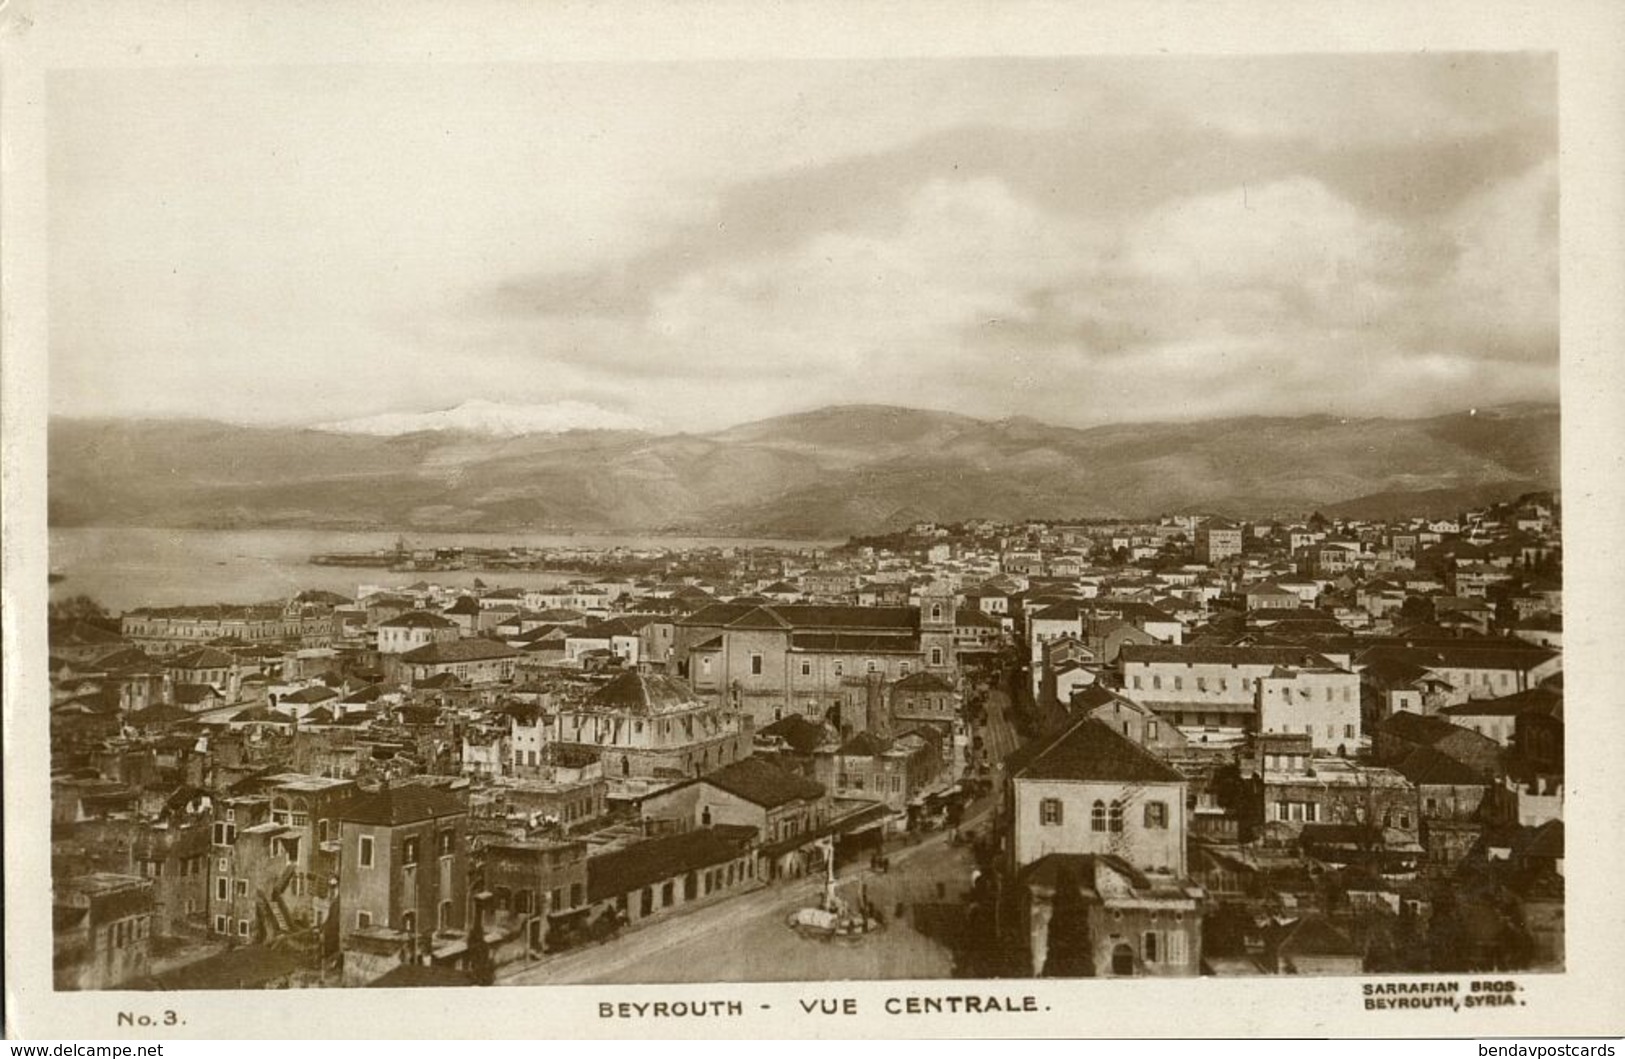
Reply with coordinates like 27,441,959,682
47,54,1559,430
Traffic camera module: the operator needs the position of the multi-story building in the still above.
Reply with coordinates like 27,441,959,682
1194,519,1244,564
675,594,957,729
376,610,461,655
122,601,332,656
205,774,356,943
53,874,156,990
398,638,520,686
336,782,471,980
481,839,589,952
1119,644,1358,749
550,670,752,785
1004,717,1203,978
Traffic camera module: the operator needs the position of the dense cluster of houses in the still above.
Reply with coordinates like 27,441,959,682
49,565,977,988
47,490,1563,987
965,493,1563,977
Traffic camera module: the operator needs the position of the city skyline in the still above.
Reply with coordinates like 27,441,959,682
49,53,1556,435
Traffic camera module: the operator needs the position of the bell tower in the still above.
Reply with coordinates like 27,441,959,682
919,583,957,673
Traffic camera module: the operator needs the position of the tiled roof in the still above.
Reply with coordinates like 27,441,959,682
789,632,920,654
400,639,518,664
892,671,955,692
679,603,918,632
1438,688,1562,718
701,756,826,808
1394,745,1490,786
1009,717,1185,784
281,685,339,704
169,647,236,669
379,610,458,629
586,671,700,716
334,784,467,826
1119,645,1336,668
757,715,827,754
586,827,755,902
837,732,892,757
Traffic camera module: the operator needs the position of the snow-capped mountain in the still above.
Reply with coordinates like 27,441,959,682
316,399,650,437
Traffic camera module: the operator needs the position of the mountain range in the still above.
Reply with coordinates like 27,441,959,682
47,403,1560,537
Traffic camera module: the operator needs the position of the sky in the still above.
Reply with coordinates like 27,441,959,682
47,53,1558,434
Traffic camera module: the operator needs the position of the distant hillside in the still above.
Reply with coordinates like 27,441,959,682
48,403,1559,536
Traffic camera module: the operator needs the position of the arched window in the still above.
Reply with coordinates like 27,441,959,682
1109,800,1125,833
1111,943,1135,976
1091,801,1107,832
930,604,943,622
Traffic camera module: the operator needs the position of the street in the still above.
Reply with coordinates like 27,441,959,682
501,823,976,985
499,669,1025,986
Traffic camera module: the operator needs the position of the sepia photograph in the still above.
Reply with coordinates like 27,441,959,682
4,0,1624,1042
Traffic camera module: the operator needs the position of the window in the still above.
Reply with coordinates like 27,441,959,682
1344,724,1355,738
930,648,943,666
1174,676,1183,691
359,835,374,868
750,654,764,676
1196,677,1206,692
1132,676,1142,690
1166,930,1188,965
1040,798,1063,826
317,819,329,843
1144,801,1168,829
1152,675,1162,691
571,882,583,907
357,911,372,929
238,919,250,937
1147,721,1159,741
234,879,248,897
833,661,844,677
1109,801,1125,832
1143,931,1159,963
403,838,419,866
800,661,812,676
216,877,228,901
214,915,227,933
1091,801,1107,832
865,659,878,674
439,900,452,929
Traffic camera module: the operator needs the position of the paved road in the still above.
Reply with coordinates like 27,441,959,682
499,672,1023,987
501,824,976,986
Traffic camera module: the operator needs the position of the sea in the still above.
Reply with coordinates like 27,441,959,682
47,527,841,613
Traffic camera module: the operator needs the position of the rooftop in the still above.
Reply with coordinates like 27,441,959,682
1009,717,1186,785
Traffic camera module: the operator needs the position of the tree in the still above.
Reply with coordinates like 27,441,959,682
48,594,119,632
1398,595,1436,626
1042,868,1095,977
